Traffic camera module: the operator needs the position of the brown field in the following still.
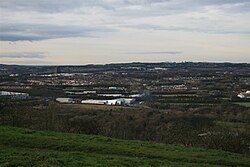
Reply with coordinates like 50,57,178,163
62,103,136,111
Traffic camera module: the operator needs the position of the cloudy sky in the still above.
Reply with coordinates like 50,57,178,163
0,0,249,65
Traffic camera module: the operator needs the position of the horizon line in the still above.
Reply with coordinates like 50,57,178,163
1,61,249,67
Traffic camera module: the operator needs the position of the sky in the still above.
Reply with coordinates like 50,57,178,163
0,0,249,65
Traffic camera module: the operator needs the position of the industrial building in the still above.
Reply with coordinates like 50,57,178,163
56,98,75,103
81,99,107,105
81,98,135,106
0,91,29,99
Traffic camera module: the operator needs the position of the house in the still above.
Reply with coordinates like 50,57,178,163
56,98,75,103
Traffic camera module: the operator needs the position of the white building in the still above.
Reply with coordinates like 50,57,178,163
129,94,144,98
123,98,135,104
108,87,125,90
0,91,29,99
81,98,135,106
81,99,107,105
107,99,122,105
56,98,75,103
98,94,123,97
107,98,135,106
237,91,250,99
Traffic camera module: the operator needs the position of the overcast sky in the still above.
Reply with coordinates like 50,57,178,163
0,0,249,65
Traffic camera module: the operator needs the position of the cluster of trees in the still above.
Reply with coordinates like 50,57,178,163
0,99,249,154
150,96,224,106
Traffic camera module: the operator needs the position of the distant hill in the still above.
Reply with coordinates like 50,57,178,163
1,62,250,75
0,126,249,166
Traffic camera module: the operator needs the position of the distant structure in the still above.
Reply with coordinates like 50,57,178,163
108,87,125,91
83,91,97,94
129,93,145,98
0,91,29,99
55,66,61,74
237,91,250,99
81,99,107,105
97,94,123,97
56,98,75,103
81,98,135,106
65,91,97,95
107,98,135,106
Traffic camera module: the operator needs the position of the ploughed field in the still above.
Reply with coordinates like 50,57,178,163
0,126,249,167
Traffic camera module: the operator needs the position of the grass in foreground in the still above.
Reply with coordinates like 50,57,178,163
0,126,249,167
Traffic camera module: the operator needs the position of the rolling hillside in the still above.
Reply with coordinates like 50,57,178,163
0,126,249,167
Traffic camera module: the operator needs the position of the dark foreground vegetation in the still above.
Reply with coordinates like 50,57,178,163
1,100,250,154
1,126,250,167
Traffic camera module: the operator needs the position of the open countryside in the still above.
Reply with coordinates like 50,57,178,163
0,0,250,166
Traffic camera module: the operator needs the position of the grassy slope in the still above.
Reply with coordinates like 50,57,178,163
0,126,249,167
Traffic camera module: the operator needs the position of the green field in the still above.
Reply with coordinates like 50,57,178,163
234,102,250,107
0,126,249,166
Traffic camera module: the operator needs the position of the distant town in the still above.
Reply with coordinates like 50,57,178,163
0,62,249,107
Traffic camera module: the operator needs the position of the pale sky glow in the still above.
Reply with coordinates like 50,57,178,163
0,0,249,65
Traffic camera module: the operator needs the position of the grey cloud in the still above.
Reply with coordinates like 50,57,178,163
1,0,249,14
0,23,115,41
125,24,164,30
195,0,250,6
122,0,171,5
0,0,249,42
0,52,47,58
0,0,115,13
110,0,250,20
126,24,250,34
165,0,250,14
0,34,46,41
193,0,250,14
